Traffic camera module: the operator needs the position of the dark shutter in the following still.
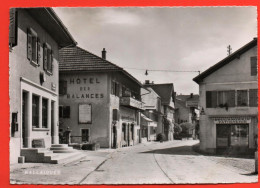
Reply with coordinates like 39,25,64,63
251,56,257,76
59,106,63,118
37,38,41,64
43,43,47,70
206,91,212,108
113,109,119,121
50,50,53,73
63,106,70,118
59,80,67,95
249,89,258,107
228,90,235,107
9,8,17,47
211,91,218,107
111,81,115,95
27,29,32,61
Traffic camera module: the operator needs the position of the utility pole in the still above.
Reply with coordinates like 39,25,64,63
227,45,232,56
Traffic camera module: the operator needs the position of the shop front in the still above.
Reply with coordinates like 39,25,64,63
213,116,256,154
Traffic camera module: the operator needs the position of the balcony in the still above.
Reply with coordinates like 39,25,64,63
120,96,142,110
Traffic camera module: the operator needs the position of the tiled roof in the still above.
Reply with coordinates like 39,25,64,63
59,46,142,86
144,83,174,105
193,38,257,84
59,46,122,72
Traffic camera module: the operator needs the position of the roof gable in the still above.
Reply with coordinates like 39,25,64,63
145,84,174,105
193,38,257,84
59,46,142,86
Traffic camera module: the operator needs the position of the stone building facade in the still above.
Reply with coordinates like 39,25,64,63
9,8,76,164
193,38,258,154
59,47,142,148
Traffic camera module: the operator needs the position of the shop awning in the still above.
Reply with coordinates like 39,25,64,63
141,114,153,122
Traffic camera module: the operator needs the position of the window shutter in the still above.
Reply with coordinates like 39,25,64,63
37,38,41,64
64,106,70,118
63,81,67,95
59,106,63,118
206,91,212,108
251,56,257,76
111,81,115,95
27,29,32,61
228,90,235,107
9,8,17,47
212,91,218,107
50,50,53,73
43,43,47,70
249,89,258,107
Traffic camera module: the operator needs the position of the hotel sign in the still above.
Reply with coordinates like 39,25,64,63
213,117,251,124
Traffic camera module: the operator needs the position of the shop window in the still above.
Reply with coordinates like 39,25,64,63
42,98,48,128
206,91,217,108
32,95,40,128
43,43,53,74
59,106,70,118
251,56,257,76
218,90,235,107
237,90,248,107
59,80,67,95
27,28,40,65
249,89,258,107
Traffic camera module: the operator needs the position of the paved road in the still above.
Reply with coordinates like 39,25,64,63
10,140,258,184
80,140,258,184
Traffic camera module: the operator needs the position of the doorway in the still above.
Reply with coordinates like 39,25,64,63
81,129,89,142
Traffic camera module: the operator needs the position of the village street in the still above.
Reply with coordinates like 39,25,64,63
10,140,258,184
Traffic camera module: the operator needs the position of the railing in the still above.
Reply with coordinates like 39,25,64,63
120,96,142,109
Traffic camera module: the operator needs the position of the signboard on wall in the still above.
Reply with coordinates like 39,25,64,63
213,116,251,124
79,104,92,124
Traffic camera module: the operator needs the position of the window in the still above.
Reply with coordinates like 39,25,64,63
32,95,40,128
206,91,217,108
59,106,70,118
43,43,53,74
81,129,89,142
237,90,248,107
251,56,257,76
59,80,67,95
27,28,40,65
42,98,48,128
111,81,120,97
206,90,235,108
249,89,258,107
218,90,235,107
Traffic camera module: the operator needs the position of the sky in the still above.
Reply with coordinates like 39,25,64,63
54,7,257,95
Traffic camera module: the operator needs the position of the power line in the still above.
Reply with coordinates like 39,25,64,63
123,67,200,74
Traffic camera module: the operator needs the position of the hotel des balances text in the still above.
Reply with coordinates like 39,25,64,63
193,38,258,154
58,47,143,148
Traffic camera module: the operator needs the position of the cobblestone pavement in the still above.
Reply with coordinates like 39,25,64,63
10,140,258,184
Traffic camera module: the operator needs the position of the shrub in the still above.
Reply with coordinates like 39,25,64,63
157,133,166,142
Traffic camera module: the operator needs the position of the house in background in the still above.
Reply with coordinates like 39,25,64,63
59,47,143,148
9,8,77,164
140,87,163,142
144,81,175,141
193,38,258,154
175,93,200,138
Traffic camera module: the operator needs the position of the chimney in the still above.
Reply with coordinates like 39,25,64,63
190,93,193,98
145,80,150,84
102,48,106,60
